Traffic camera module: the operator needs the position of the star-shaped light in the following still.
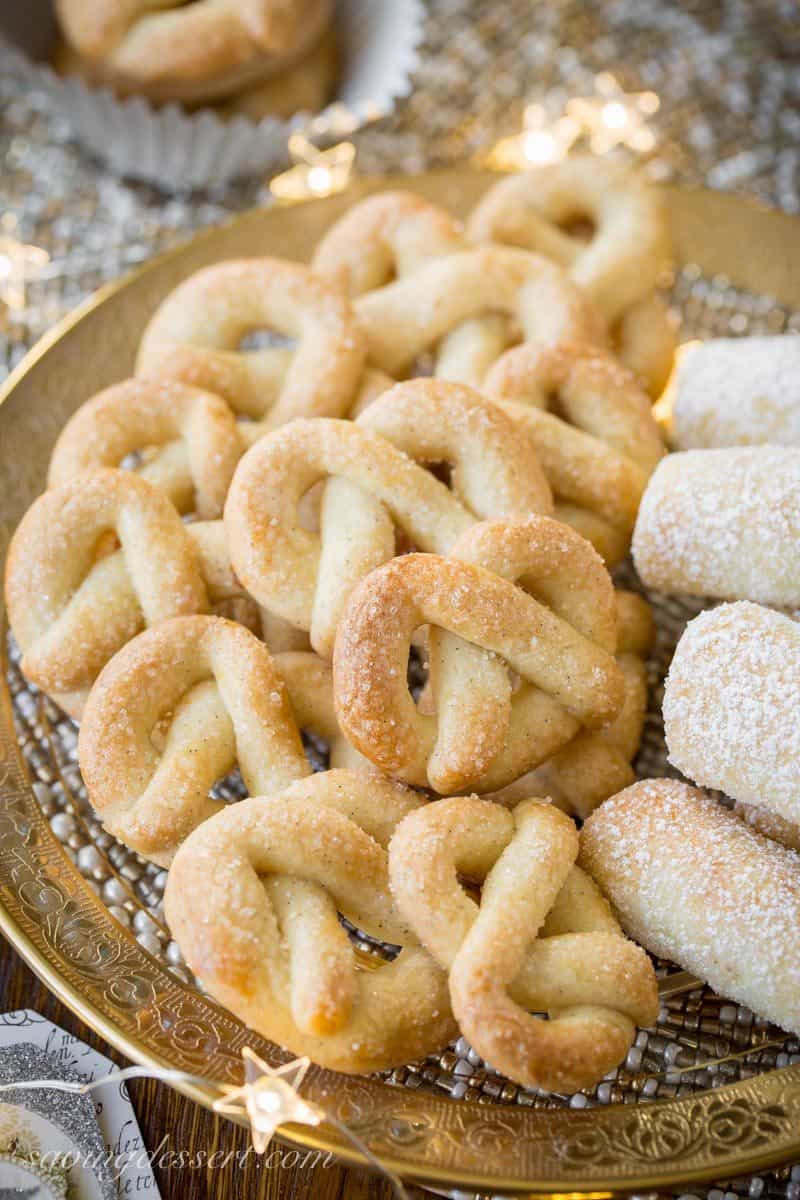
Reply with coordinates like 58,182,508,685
484,102,581,171
212,1048,323,1153
270,135,356,202
0,213,50,313
566,72,660,156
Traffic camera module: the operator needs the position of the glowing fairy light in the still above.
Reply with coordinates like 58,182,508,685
212,1049,322,1154
484,74,660,171
0,213,49,313
0,1049,410,1198
270,135,356,202
567,73,660,155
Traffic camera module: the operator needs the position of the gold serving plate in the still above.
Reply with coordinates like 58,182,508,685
2,171,800,1197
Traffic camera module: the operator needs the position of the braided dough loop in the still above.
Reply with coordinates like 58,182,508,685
55,1,332,101
424,515,622,794
312,191,463,296
8,505,256,716
357,378,552,521
78,615,308,866
48,378,244,519
389,796,658,1092
468,156,672,327
137,259,366,430
225,380,551,655
486,589,653,817
226,419,467,652
355,245,605,377
5,469,208,707
486,340,664,565
333,547,624,792
314,191,515,390
164,770,456,1072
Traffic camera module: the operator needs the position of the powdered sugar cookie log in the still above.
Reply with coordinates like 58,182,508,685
632,447,800,607
668,337,800,450
664,602,800,826
580,779,800,1037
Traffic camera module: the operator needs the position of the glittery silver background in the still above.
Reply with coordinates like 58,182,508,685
2,3,800,1197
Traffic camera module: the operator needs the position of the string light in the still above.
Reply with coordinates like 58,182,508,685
0,1049,410,1198
485,103,580,170
270,135,356,202
0,213,49,313
212,1049,322,1154
566,72,660,155
483,73,661,171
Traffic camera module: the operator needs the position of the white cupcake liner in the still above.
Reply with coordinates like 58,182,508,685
1,0,425,191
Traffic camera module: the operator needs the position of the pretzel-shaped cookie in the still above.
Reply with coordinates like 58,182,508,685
78,615,307,865
225,379,552,656
55,1,332,101
313,191,513,389
487,340,664,564
164,770,457,1072
468,160,675,398
389,796,658,1092
354,244,605,377
333,530,624,793
486,589,653,818
428,514,625,794
48,378,245,519
313,191,464,296
4,470,214,715
136,259,366,429
468,157,671,326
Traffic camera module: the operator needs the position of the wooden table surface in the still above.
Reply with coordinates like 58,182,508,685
0,936,424,1200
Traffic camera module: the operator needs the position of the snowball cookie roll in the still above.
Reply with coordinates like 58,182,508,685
664,602,800,829
665,337,800,450
632,446,800,607
580,780,800,1037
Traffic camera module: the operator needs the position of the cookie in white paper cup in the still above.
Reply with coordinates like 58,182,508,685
0,0,425,192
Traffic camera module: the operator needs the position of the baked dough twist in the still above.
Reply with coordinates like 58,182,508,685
313,190,464,296
164,770,457,1072
418,515,626,794
225,380,552,656
485,588,653,818
48,378,244,519
468,157,675,395
389,796,658,1092
136,258,366,429
317,198,662,564
314,190,515,388
486,339,664,564
55,0,332,104
354,244,605,377
664,602,800,829
580,779,800,1039
632,446,800,607
79,615,310,866
4,470,214,715
332,531,624,793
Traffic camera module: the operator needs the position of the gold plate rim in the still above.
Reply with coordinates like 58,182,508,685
3,170,800,1196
